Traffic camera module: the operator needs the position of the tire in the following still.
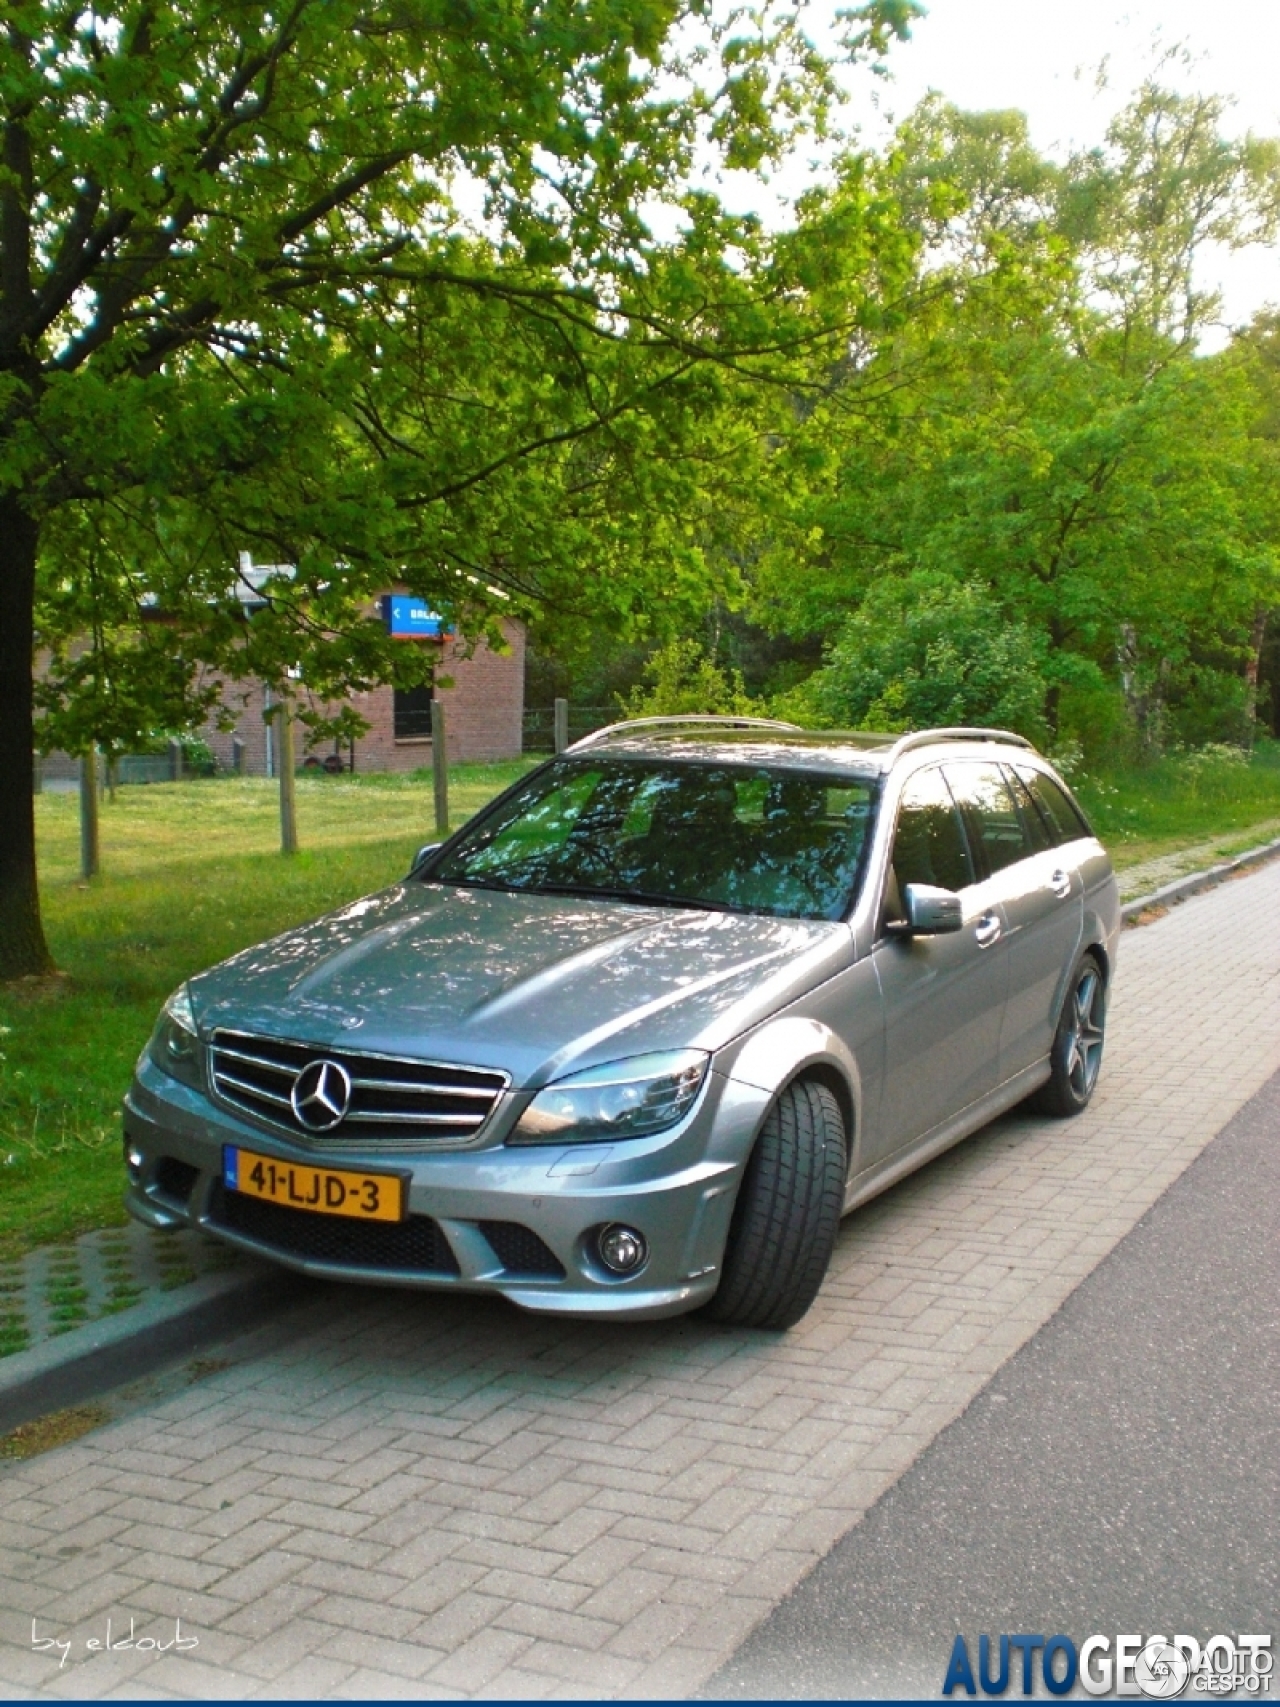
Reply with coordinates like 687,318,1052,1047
705,1078,847,1330
1031,951,1107,1116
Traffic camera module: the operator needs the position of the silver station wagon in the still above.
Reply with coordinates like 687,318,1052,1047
124,719,1119,1328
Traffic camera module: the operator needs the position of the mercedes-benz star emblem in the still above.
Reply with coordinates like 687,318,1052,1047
290,1059,352,1131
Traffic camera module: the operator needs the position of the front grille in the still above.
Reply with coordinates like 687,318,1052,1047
479,1221,565,1278
153,1156,199,1204
209,1183,460,1273
209,1029,507,1152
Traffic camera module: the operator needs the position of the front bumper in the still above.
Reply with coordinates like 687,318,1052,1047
123,1053,772,1321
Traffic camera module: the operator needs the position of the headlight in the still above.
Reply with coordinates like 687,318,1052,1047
147,984,203,1089
510,1050,709,1145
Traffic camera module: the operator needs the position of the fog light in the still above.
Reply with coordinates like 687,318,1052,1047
125,1141,145,1180
596,1224,648,1276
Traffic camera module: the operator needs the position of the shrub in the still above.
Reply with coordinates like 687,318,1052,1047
784,577,1050,744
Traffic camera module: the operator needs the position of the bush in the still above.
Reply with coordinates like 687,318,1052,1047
783,577,1050,743
622,638,755,718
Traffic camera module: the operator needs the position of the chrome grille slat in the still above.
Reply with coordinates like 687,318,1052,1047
350,1109,486,1127
349,1076,495,1099
213,1044,298,1076
209,1028,507,1151
213,1069,293,1109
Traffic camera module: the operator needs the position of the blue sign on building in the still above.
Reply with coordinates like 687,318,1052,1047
382,595,448,640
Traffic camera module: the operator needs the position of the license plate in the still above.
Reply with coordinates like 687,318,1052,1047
223,1146,406,1222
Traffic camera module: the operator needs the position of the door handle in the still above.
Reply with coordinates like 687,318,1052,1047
1048,868,1072,900
974,912,1002,948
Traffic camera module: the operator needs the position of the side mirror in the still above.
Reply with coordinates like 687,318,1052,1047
901,882,963,935
409,842,442,875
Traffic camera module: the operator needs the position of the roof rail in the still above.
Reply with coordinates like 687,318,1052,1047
566,714,802,754
886,726,1037,760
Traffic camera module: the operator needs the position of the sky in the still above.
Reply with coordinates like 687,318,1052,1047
726,0,1280,343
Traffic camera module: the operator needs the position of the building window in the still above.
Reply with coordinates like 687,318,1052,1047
394,685,434,740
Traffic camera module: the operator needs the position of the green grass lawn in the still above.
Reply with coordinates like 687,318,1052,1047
0,763,533,1261
4,739,1280,1265
1073,740,1280,868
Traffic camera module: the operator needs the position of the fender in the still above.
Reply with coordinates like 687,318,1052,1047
721,1015,863,1177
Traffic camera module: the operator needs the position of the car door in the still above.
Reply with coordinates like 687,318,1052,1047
868,765,1010,1167
945,760,1083,1085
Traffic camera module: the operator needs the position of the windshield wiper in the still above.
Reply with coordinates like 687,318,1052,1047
527,882,754,915
425,873,520,894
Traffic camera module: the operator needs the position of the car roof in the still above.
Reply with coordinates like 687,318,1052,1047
564,717,1038,778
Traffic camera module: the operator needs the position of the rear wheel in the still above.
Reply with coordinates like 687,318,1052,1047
706,1078,847,1330
1032,951,1107,1116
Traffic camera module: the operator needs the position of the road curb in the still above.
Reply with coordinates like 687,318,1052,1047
0,1262,308,1436
1121,833,1280,923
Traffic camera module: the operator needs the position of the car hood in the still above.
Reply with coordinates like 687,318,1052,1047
188,881,850,1087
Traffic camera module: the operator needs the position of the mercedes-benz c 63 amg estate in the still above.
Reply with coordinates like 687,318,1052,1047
124,720,1119,1328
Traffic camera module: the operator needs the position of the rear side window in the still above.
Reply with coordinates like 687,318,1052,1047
1016,766,1092,843
1003,767,1055,854
892,767,974,893
945,762,1034,878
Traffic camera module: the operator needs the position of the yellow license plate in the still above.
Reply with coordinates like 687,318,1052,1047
224,1146,406,1222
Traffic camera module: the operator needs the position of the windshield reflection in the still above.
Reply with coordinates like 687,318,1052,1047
426,760,879,922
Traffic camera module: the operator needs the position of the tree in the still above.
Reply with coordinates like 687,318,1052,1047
750,85,1280,757
1,0,917,979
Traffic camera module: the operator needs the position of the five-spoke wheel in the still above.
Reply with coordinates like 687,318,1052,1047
1033,951,1107,1116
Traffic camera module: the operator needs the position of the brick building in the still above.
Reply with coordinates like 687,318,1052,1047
199,617,526,775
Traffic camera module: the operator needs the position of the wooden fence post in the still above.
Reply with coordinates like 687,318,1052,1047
277,701,298,854
80,748,100,879
432,699,449,836
554,697,569,755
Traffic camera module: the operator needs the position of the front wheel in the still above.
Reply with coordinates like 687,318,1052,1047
705,1078,847,1330
1032,951,1107,1116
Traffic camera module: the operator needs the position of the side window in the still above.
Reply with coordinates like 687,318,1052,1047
1016,766,1091,843
946,762,1034,878
1003,766,1054,854
891,767,974,895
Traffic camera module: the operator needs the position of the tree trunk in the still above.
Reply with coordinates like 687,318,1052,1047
0,493,55,978
1243,605,1269,742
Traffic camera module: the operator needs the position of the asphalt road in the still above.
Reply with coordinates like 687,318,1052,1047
707,1064,1280,1699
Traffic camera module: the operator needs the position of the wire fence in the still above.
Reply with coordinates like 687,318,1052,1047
521,705,615,754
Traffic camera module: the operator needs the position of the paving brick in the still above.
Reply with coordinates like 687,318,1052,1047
493,1600,618,1649
553,1534,649,1590
246,1655,355,1697
300,1593,422,1642
187,1495,286,1541
509,1639,643,1690
412,1590,512,1652
219,1615,335,1681
199,1521,298,1571
575,1566,671,1626
312,1626,445,1679
424,1626,535,1692
265,1499,375,1538
205,1550,305,1606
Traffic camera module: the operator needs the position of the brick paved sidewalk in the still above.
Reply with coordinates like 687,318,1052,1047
2,862,1279,1701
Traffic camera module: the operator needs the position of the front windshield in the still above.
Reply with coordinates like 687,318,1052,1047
426,759,879,921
